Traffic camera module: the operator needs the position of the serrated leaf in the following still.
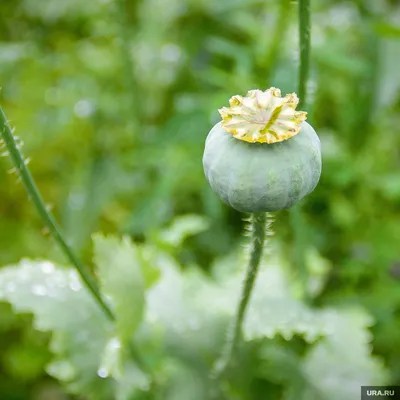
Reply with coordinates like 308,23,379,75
0,260,113,397
244,266,331,343
256,308,387,400
93,235,146,344
302,308,388,400
145,251,231,357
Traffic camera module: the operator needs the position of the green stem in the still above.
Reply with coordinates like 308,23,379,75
290,0,311,300
214,212,269,377
0,105,114,321
298,0,311,108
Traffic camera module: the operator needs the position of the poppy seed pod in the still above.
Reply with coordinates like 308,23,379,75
202,87,321,213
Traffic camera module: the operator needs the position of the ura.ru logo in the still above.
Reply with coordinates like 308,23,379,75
367,389,395,396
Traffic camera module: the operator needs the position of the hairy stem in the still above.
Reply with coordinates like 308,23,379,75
290,0,311,299
214,212,270,377
0,105,114,321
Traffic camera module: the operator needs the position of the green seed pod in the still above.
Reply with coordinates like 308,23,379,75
203,88,321,213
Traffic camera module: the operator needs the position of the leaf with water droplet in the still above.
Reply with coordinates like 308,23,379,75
0,260,113,398
99,336,123,380
243,265,334,343
93,235,148,344
300,308,388,400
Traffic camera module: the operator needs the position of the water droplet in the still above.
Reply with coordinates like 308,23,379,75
69,280,81,292
41,261,55,274
97,367,108,378
108,337,122,350
32,284,47,296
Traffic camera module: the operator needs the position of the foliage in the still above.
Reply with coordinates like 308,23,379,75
0,233,386,399
0,260,113,398
1,0,400,398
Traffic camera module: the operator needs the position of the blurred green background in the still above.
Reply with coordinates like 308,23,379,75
1,0,400,398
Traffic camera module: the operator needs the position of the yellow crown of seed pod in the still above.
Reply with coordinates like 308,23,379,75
218,87,307,144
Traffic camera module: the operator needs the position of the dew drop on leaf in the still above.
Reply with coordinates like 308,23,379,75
108,337,122,350
97,367,109,379
41,261,55,274
69,280,81,292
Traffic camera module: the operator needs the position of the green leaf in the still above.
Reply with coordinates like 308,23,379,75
99,337,151,400
160,359,210,400
375,22,400,37
243,265,331,343
99,337,125,380
258,342,317,400
256,307,387,400
302,308,388,400
305,247,331,298
93,235,147,344
0,260,113,398
145,252,231,354
156,214,210,247
114,361,151,400
139,244,164,288
211,253,334,344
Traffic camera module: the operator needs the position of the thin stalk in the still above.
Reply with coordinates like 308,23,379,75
297,0,311,108
214,213,270,377
0,105,114,321
290,0,311,299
